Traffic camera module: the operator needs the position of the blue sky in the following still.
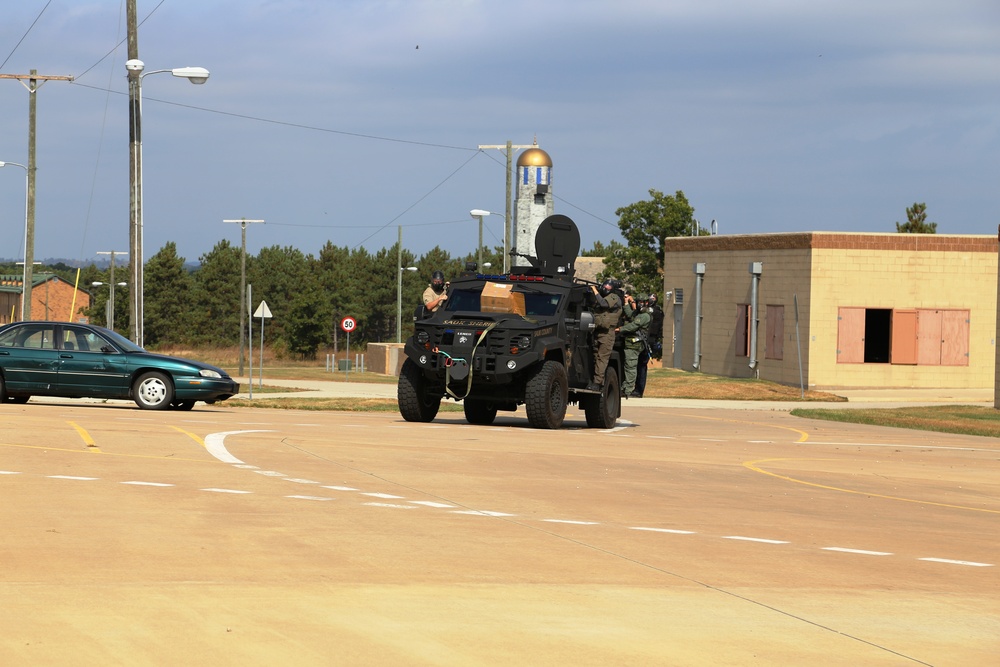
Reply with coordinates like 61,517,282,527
1,0,999,266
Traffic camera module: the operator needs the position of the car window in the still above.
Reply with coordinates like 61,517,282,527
61,326,106,352
3,324,57,349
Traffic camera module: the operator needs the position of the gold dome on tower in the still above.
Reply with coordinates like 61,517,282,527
516,145,552,168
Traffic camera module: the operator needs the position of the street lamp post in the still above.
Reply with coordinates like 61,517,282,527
0,161,30,319
127,59,209,347
91,281,127,329
470,209,507,273
397,266,418,343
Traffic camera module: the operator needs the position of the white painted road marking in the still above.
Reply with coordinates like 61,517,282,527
204,430,276,465
631,527,696,535
201,488,252,494
543,519,600,525
919,558,993,567
722,536,789,544
823,547,892,556
47,475,98,480
287,495,334,501
121,481,174,487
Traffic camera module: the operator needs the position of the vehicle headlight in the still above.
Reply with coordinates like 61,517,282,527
416,330,430,345
199,369,222,379
510,334,532,354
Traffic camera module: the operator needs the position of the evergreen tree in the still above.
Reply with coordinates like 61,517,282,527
190,240,242,346
144,242,195,347
895,202,937,233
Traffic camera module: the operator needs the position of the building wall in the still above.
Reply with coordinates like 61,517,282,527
663,237,813,387
663,233,997,390
807,235,995,389
29,278,91,323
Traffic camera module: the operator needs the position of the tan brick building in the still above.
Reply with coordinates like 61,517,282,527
661,233,997,390
0,273,91,325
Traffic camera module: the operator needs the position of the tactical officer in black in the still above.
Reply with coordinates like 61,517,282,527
646,292,665,360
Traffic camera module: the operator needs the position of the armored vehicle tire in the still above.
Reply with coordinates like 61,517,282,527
398,358,442,422
525,360,568,429
583,367,620,428
464,399,498,425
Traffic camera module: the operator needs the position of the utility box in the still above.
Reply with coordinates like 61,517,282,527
338,359,353,371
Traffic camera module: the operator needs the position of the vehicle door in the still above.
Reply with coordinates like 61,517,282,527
0,323,60,394
54,325,130,398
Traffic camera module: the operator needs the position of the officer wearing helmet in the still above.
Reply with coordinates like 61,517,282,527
646,292,665,360
587,277,623,392
423,270,449,313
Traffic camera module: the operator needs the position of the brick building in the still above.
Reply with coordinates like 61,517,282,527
0,273,91,324
660,233,997,390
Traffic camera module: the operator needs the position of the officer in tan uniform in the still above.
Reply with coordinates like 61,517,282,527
587,278,622,392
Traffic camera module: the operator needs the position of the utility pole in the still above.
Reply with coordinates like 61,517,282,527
0,70,74,320
478,141,533,274
96,251,127,329
224,219,264,376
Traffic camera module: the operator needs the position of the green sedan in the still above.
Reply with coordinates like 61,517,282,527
0,321,239,410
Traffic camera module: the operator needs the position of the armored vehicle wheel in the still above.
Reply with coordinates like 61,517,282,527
525,360,568,429
398,358,441,422
584,367,620,428
463,399,498,425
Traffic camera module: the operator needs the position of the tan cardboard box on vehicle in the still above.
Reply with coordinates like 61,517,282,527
480,282,526,316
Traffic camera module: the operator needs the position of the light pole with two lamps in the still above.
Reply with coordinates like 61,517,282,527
0,161,30,319
91,281,127,330
126,59,209,346
397,266,418,342
469,209,507,273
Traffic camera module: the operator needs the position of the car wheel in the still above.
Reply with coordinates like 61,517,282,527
525,360,568,429
463,399,498,425
133,371,174,410
584,367,620,429
172,400,196,411
397,358,441,422
0,374,6,402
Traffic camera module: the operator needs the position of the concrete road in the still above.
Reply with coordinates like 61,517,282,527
2,399,997,665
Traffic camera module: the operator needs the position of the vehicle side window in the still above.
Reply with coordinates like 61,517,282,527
61,327,94,352
0,328,17,347
85,331,115,353
10,325,56,349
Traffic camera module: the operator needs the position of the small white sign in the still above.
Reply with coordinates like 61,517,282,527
254,301,272,318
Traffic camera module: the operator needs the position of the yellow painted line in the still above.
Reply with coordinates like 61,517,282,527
744,457,1000,515
0,441,212,463
67,421,101,452
674,412,811,442
170,425,207,450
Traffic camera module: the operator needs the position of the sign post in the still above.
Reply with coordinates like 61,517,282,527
340,316,356,378
254,300,273,388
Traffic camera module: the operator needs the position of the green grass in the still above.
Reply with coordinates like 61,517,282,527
791,405,1000,438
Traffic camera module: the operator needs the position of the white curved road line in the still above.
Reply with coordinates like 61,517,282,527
204,430,275,465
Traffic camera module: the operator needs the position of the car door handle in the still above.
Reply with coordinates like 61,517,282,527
60,353,74,358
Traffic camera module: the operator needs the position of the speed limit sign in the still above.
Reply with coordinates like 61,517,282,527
340,316,356,332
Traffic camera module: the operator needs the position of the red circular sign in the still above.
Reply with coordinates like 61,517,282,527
340,316,356,332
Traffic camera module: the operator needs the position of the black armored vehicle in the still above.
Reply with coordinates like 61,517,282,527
397,215,623,429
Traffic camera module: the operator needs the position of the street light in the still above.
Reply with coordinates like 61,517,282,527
397,266,418,343
0,161,30,320
470,209,508,274
127,59,210,347
91,281,127,330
